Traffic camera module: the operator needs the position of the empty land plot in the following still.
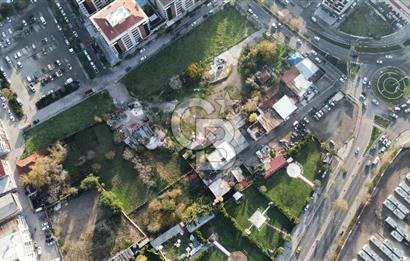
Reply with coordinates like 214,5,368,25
263,139,321,221
23,91,114,156
374,115,391,128
339,5,393,37
121,6,254,100
199,216,270,261
51,191,145,261
224,187,293,251
63,124,168,213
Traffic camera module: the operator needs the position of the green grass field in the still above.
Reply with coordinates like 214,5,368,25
263,139,321,221
199,216,270,261
225,187,293,251
23,91,114,157
365,126,382,153
121,6,254,100
340,5,393,38
63,124,165,213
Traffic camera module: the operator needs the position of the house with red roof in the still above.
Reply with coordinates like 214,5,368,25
90,0,150,60
264,154,288,179
16,148,48,174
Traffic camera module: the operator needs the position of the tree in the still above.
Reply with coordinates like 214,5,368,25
255,40,277,63
270,3,278,13
80,175,101,191
91,163,102,173
180,203,211,223
68,187,79,197
105,150,116,160
20,143,68,188
185,63,204,81
122,148,134,161
100,191,122,214
1,88,12,99
243,98,258,113
113,130,123,144
334,199,348,212
313,179,321,189
248,113,258,122
135,255,148,261
258,185,267,193
290,17,302,31
245,76,259,90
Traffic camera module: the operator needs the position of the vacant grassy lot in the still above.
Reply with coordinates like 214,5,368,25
51,191,145,261
64,124,170,213
199,215,270,261
263,139,321,221
225,187,293,251
121,6,253,100
340,5,393,38
23,91,114,156
374,115,391,129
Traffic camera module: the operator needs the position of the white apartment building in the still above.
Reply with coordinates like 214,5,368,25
90,0,150,60
149,0,202,22
76,0,114,16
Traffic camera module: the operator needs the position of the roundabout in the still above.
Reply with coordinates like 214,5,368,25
373,67,410,104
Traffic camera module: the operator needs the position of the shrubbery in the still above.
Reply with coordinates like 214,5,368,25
36,81,80,109
100,191,122,214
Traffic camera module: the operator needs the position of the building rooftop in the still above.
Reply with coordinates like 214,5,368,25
0,193,22,225
264,154,288,179
0,175,16,196
151,223,184,250
0,216,37,261
208,141,237,171
91,0,148,41
272,95,297,120
208,178,231,197
295,58,319,80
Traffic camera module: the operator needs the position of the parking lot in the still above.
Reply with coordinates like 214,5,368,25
0,0,101,124
339,148,410,260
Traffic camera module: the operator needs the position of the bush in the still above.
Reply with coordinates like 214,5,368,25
35,81,80,109
80,174,100,191
91,163,102,173
100,191,122,214
8,96,24,118
68,187,79,197
105,150,116,160
258,185,267,193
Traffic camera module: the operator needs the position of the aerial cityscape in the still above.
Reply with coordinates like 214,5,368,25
0,0,409,260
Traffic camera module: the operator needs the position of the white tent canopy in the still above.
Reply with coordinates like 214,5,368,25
272,95,297,120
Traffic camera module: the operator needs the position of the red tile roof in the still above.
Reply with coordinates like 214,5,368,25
0,161,5,177
16,148,48,173
264,155,287,179
91,0,148,42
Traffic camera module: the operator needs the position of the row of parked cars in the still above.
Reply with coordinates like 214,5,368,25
376,2,408,30
312,98,338,121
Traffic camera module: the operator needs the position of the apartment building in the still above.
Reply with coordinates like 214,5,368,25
90,0,150,60
149,0,201,22
321,0,354,15
76,0,114,16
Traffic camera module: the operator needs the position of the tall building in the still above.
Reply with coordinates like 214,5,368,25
77,0,114,16
149,0,201,22
90,0,150,59
0,216,37,261
321,0,354,15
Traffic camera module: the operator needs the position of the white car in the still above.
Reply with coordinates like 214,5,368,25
371,99,379,105
313,36,320,41
362,77,368,85
22,19,27,26
140,55,147,61
37,247,42,256
311,16,317,23
376,60,383,64
385,55,393,59
355,147,360,155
